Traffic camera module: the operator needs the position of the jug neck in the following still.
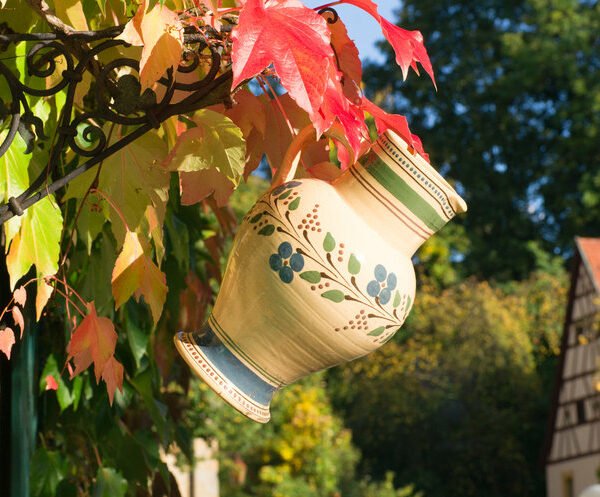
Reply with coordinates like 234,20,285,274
332,130,467,257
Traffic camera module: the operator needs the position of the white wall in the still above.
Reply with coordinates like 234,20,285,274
547,454,600,497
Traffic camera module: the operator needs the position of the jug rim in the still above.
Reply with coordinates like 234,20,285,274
383,129,468,215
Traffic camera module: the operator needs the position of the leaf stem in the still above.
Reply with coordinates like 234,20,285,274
314,1,344,12
90,188,130,232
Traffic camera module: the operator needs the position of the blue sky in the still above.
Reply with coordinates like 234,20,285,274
303,1,399,63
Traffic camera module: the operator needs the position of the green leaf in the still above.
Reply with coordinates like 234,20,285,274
250,212,263,223
323,232,336,252
300,271,322,283
30,448,69,497
75,230,116,316
165,213,190,272
367,326,386,337
71,375,84,411
288,197,301,210
0,131,30,247
321,290,345,303
39,355,74,412
5,194,62,318
93,468,127,497
258,224,275,236
125,304,150,368
64,128,169,236
393,291,401,308
278,189,293,200
165,109,246,184
348,254,361,275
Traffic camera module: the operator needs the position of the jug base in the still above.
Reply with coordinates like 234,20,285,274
174,329,275,423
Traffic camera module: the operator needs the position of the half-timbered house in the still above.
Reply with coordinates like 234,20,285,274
545,238,600,497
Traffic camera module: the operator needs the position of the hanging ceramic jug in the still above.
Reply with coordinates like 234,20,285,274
174,125,467,423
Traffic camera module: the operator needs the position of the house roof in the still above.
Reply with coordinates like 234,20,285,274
576,237,600,293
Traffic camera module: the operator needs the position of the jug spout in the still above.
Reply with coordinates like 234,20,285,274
333,130,467,257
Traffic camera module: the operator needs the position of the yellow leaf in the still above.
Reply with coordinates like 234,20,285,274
117,0,184,90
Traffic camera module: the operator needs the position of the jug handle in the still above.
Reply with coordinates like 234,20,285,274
270,123,356,190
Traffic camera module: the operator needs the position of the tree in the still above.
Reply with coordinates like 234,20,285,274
364,0,600,280
328,272,567,497
0,0,441,495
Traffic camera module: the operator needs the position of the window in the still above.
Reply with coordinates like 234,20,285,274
577,399,586,424
562,472,574,497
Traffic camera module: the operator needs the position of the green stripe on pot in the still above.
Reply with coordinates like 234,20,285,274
363,155,446,232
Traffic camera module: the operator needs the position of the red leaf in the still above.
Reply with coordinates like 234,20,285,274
44,375,58,391
13,286,26,307
101,356,124,405
11,306,24,338
327,16,362,103
178,273,210,333
232,0,334,121
0,328,15,360
340,0,435,86
66,302,117,382
314,64,368,161
361,97,429,162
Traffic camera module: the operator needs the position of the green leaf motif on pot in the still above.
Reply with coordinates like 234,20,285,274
258,224,275,236
300,271,322,284
348,254,361,275
278,189,293,200
321,290,345,303
393,290,400,308
288,197,300,210
323,232,336,252
367,326,386,337
406,295,412,311
249,212,263,223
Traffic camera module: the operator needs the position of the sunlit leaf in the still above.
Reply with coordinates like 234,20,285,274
5,194,62,319
232,0,334,121
111,231,167,325
117,0,183,90
66,302,117,382
0,327,15,360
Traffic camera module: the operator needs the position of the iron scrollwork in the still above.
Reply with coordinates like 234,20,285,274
0,25,234,226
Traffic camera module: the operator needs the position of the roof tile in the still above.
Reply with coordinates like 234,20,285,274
577,237,600,292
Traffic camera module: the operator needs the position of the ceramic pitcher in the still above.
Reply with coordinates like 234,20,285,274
174,126,467,423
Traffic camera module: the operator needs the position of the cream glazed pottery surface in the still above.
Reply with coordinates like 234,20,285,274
174,128,467,423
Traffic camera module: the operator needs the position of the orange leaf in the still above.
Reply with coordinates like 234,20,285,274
117,0,184,90
101,356,124,405
11,306,24,338
44,375,58,391
0,327,15,360
111,231,167,325
180,168,236,207
66,302,118,382
225,89,267,138
262,93,329,173
13,286,26,307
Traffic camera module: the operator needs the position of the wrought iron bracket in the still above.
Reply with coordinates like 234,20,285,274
0,25,234,226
